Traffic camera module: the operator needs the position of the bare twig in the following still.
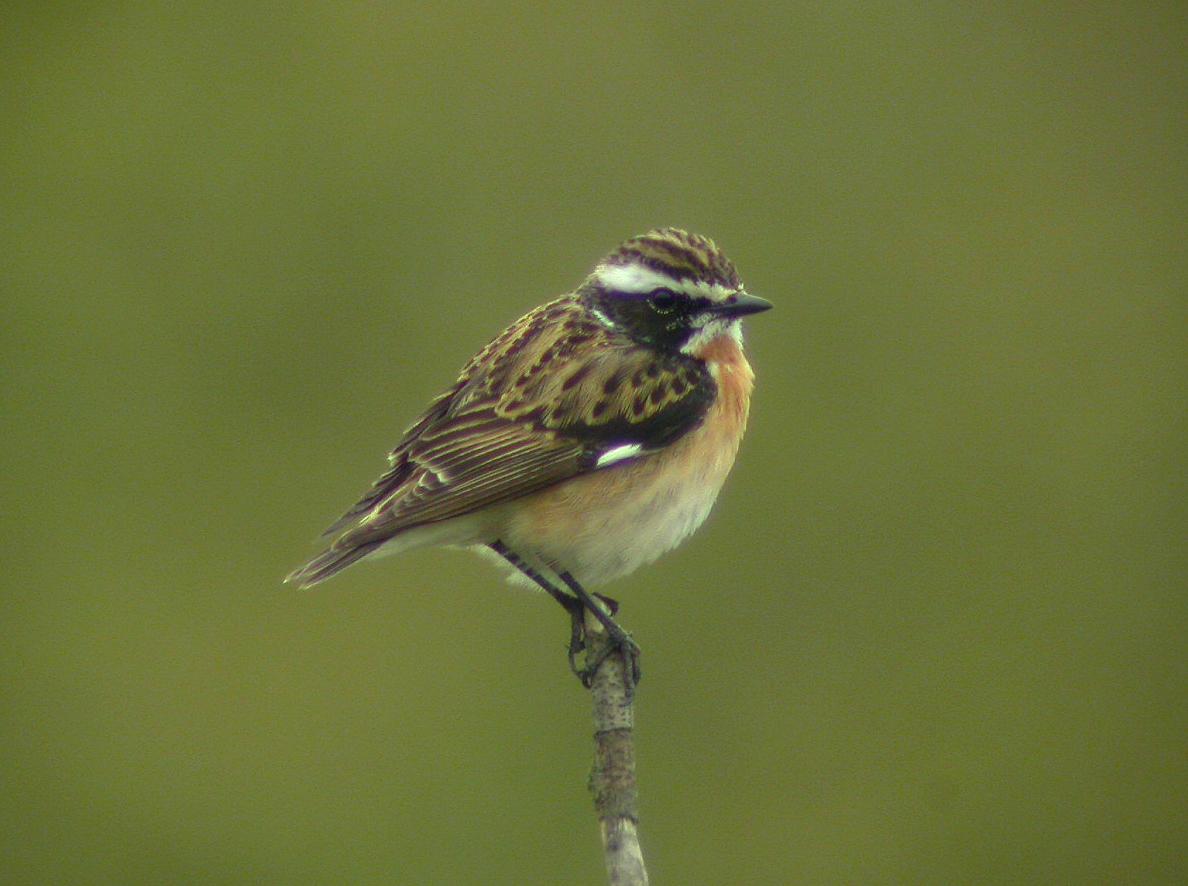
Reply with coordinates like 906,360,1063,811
584,606,649,886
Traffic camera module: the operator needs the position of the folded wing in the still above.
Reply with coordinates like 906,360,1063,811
287,300,714,587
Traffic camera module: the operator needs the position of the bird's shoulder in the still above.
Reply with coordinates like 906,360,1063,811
319,296,715,538
449,295,716,450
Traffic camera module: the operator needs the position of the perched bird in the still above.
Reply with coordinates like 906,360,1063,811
287,228,770,683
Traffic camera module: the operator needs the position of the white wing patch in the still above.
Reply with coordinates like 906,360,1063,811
595,442,643,468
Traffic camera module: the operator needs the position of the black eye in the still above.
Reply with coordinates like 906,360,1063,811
648,288,679,314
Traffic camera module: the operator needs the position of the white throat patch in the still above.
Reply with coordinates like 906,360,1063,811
680,317,743,356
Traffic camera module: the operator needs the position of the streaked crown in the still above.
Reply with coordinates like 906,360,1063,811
580,228,770,353
599,228,741,290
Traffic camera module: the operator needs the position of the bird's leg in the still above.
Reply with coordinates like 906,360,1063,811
557,571,641,690
489,541,586,679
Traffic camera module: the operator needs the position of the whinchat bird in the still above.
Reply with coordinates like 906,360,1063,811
287,228,771,684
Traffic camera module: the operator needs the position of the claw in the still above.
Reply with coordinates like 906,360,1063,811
593,592,620,616
578,626,641,692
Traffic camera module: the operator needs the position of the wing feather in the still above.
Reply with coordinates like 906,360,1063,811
289,296,715,586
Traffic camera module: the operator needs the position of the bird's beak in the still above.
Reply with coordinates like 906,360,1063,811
713,291,773,318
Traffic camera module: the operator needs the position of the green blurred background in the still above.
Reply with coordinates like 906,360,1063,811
3,3,1184,884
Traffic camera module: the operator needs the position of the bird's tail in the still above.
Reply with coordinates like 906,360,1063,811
284,541,383,589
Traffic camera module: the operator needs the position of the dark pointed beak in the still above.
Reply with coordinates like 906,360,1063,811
714,291,773,318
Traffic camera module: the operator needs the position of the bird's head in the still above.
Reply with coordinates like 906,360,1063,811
581,228,771,354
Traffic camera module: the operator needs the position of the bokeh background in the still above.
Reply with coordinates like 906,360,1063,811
3,3,1184,884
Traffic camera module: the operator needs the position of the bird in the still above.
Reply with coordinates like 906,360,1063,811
287,227,771,685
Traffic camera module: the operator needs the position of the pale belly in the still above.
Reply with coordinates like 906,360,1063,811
497,434,737,585
379,335,756,590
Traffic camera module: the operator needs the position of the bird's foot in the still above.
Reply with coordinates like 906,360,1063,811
578,622,641,692
562,596,588,675
554,572,641,693
561,596,641,691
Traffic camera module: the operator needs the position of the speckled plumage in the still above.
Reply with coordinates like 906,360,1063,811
287,228,769,591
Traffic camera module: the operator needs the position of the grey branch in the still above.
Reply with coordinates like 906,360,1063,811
584,607,649,886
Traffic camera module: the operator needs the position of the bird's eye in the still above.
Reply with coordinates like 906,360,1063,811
648,289,679,314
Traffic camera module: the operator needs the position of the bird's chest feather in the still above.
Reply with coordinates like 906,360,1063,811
504,336,755,585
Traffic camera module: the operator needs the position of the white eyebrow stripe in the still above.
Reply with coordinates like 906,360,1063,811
595,263,678,294
595,261,737,301
595,442,644,468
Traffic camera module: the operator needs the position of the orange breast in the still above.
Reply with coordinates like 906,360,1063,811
693,334,755,441
498,330,756,585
